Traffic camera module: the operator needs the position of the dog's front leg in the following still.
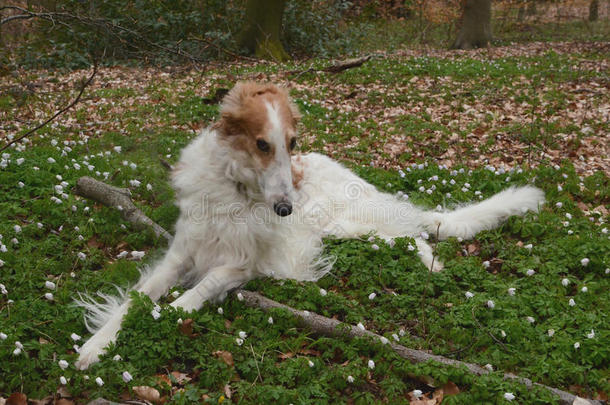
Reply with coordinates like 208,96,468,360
415,237,444,272
171,266,252,312
76,248,187,370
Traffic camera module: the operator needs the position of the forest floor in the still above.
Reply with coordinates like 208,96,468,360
0,41,608,404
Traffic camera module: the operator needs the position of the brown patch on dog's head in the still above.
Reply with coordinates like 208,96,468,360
216,82,301,168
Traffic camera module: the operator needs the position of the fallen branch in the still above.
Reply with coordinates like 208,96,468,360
75,176,601,405
286,54,375,77
1,63,97,152
74,176,173,242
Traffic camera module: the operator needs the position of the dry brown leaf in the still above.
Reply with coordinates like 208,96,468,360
170,371,192,385
55,399,75,405
5,393,26,405
442,381,460,396
213,350,235,367
26,397,52,405
224,384,232,399
278,352,295,360
155,374,172,388
179,318,194,337
133,386,161,403
56,386,71,399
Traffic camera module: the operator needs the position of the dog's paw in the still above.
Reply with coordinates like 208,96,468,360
75,340,106,370
170,293,199,312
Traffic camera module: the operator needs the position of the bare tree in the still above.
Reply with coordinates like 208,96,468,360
451,0,492,49
237,0,289,61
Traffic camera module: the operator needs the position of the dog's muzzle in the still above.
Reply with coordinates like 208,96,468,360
273,200,293,217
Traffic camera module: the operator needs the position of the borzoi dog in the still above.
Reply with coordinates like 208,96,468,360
75,82,545,369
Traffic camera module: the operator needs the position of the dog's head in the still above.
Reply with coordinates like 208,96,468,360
216,82,301,217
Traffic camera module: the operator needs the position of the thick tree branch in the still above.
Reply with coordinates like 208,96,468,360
74,176,173,242
74,176,601,405
1,63,98,152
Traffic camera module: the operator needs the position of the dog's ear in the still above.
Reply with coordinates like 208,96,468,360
217,82,249,136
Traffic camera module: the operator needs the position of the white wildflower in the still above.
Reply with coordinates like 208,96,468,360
508,287,516,296
368,292,376,300
587,330,595,339
122,371,133,383
487,300,495,309
239,331,247,339
236,338,244,346
113,354,122,361
465,291,474,299
151,309,161,320
569,298,576,307
347,375,354,383
580,258,590,266
60,376,67,385
44,292,54,301
71,333,81,341
581,286,588,293
0,332,7,340
130,251,145,260
562,278,570,287
308,360,314,367
371,244,379,251
548,329,555,337
482,260,490,268
526,316,535,323
237,292,244,301
45,281,56,290
268,317,274,324
484,363,493,372
95,377,104,386
319,288,327,296
357,322,365,331
58,360,69,369
368,359,375,369
574,342,580,349
504,392,515,401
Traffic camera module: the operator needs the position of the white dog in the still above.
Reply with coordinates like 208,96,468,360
75,82,544,369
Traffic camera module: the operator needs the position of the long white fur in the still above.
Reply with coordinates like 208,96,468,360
75,85,545,370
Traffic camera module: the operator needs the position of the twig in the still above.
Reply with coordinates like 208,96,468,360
74,176,602,405
1,63,98,152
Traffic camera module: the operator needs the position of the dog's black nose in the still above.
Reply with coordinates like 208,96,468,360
273,200,292,217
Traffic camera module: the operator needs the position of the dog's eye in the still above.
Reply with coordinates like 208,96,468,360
289,137,297,151
256,139,270,152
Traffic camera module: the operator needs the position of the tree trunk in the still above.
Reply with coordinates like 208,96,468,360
451,0,492,50
589,0,599,21
238,0,289,61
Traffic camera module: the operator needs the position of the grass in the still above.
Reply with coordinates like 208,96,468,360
0,41,609,403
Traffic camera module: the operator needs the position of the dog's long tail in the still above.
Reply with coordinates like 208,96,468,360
422,186,545,240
